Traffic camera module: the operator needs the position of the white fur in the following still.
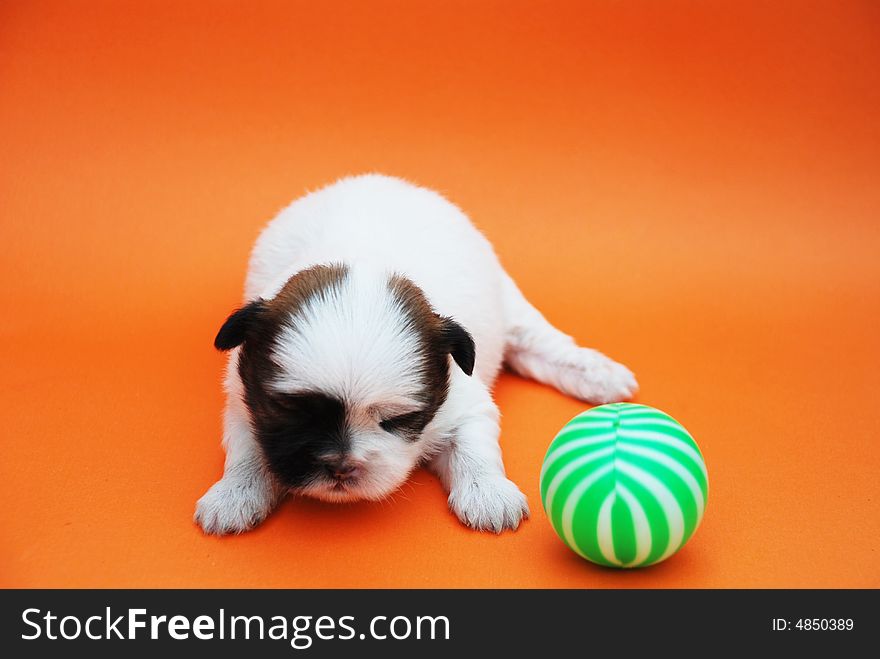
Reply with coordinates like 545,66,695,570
270,265,427,406
195,174,637,535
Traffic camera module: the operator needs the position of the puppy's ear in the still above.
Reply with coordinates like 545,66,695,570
214,300,267,351
438,316,476,376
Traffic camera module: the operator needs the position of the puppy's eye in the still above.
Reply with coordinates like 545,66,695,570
379,411,422,434
272,394,303,412
271,394,323,418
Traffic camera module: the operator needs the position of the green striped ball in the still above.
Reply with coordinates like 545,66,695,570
540,403,708,568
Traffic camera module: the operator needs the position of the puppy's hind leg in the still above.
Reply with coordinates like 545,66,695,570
500,271,638,403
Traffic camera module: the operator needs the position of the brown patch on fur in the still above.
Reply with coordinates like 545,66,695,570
264,263,350,321
389,274,475,375
385,274,457,440
387,274,445,338
237,264,349,421
229,264,353,486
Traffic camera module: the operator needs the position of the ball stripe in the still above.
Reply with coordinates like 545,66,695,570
619,442,706,518
577,409,619,419
544,445,615,517
540,441,616,502
541,403,708,568
539,432,615,481
620,452,701,549
617,483,652,566
561,464,614,558
597,492,621,566
616,460,686,563
610,487,639,565
616,429,707,481
619,471,671,566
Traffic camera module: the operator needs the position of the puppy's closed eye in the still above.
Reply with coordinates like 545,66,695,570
269,392,343,422
379,411,424,434
271,394,303,411
270,394,316,416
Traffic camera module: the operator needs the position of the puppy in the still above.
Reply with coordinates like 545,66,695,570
195,174,637,534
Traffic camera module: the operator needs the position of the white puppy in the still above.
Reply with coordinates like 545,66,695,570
195,174,636,535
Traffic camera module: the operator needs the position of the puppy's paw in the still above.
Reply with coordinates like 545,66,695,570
194,476,277,535
556,348,638,404
448,475,530,533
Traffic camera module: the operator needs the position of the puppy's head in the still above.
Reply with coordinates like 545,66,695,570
215,263,474,502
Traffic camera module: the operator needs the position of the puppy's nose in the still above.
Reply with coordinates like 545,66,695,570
325,460,361,481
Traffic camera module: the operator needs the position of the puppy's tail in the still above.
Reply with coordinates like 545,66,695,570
500,270,638,404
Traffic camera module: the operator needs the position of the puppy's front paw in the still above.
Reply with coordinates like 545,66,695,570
560,349,638,404
448,476,529,533
194,476,277,535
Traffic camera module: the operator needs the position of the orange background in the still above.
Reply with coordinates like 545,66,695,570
1,1,878,588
